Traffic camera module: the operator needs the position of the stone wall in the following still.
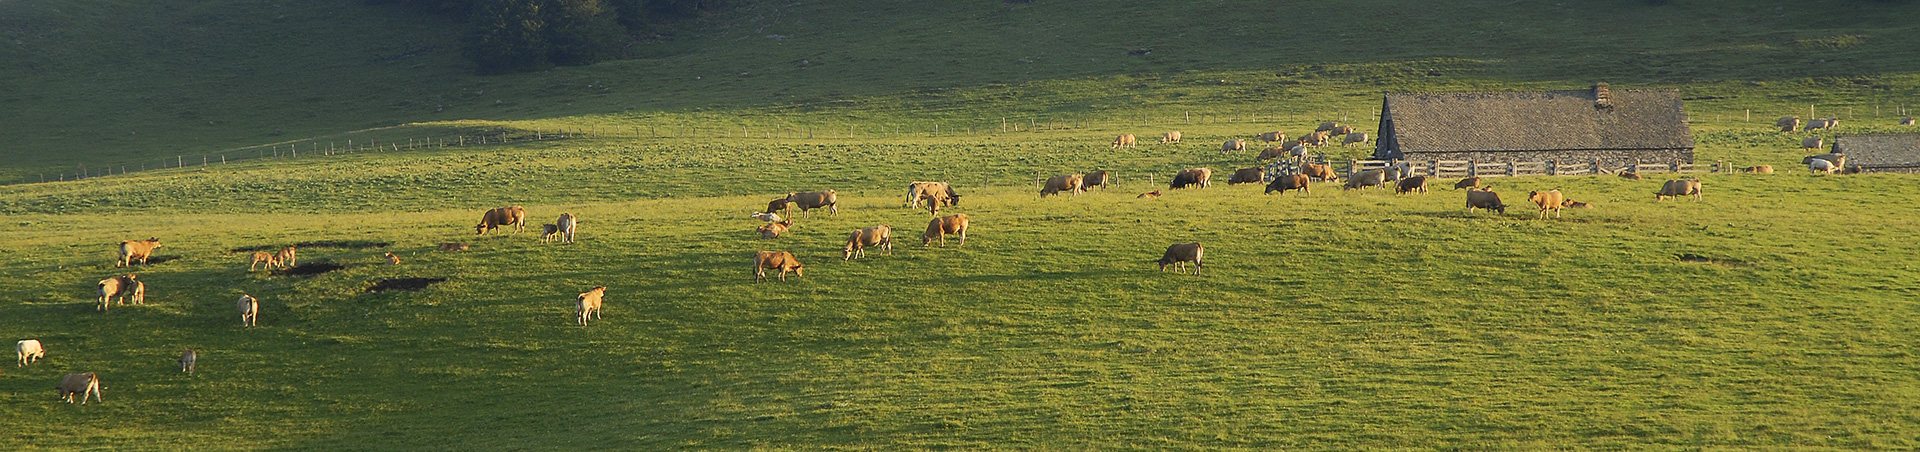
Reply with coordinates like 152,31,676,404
1400,148,1694,168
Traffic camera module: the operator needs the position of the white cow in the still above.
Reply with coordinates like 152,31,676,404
17,339,45,367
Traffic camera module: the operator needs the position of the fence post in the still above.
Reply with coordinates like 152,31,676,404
1592,159,1600,175
1347,159,1357,179
1670,161,1679,173
1468,160,1477,177
1548,159,1557,176
1506,161,1516,176
1429,160,1438,177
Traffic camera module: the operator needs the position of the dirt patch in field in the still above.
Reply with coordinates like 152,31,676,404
296,240,391,249
1675,253,1750,267
273,262,347,276
137,255,183,265
366,277,447,293
229,245,281,253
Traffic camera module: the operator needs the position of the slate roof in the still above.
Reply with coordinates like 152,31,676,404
1835,134,1920,168
1376,87,1693,159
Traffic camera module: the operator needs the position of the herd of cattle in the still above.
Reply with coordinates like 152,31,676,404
14,115,1878,406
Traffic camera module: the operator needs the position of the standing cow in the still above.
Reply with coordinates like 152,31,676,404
1221,139,1247,154
754,251,804,282
55,372,102,405
1157,242,1204,275
1161,131,1183,143
1528,190,1565,219
180,349,197,374
475,206,528,236
556,213,578,244
1264,174,1310,196
1040,174,1084,197
1112,134,1137,148
923,214,969,247
1082,171,1110,191
117,238,162,267
1227,168,1264,185
17,339,44,367
786,190,840,217
237,294,259,327
844,225,894,260
576,286,605,326
1170,168,1213,189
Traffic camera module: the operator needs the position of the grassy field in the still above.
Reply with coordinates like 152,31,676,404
7,0,1920,449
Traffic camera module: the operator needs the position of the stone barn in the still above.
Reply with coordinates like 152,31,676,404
1834,134,1920,173
1372,84,1694,167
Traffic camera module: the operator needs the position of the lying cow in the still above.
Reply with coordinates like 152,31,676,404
1157,242,1204,275
56,372,102,404
786,190,839,217
1395,175,1430,194
1344,169,1387,190
1561,199,1594,209
475,206,528,236
576,286,605,326
1316,122,1340,132
118,238,162,267
1227,167,1264,185
1466,189,1506,215
1137,191,1161,199
758,220,794,239
1528,190,1565,219
754,251,804,282
923,214,969,247
844,225,894,260
1744,165,1774,174
385,252,402,265
1264,174,1309,195
1655,179,1702,201
1170,168,1213,189
1040,174,1084,197
1618,172,1643,180
17,339,44,367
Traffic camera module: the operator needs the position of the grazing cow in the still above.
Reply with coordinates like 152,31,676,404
1395,175,1430,194
97,274,135,311
1342,132,1370,146
1256,131,1286,143
439,243,470,252
1528,190,1565,219
1744,165,1774,174
758,220,794,239
237,294,259,327
1227,167,1264,185
1302,163,1338,182
17,339,44,367
117,238,162,267
556,213,577,244
919,189,952,217
1465,189,1507,214
923,214,969,247
1561,199,1594,209
843,225,894,260
249,251,279,271
1157,242,1204,275
1343,169,1388,190
56,372,102,404
1137,191,1161,198
1804,117,1837,131
1161,131,1183,143
1040,174,1085,197
751,212,784,223
576,286,605,326
1257,146,1290,161
475,206,528,236
1316,122,1340,132
1220,139,1247,154
180,349,197,374
276,246,298,268
1082,171,1110,191
385,252,401,265
1112,134,1137,148
1454,177,1484,190
786,190,840,217
765,198,793,217
1776,116,1800,132
1804,153,1847,168
1170,168,1213,189
541,224,560,243
1331,125,1356,136
1264,174,1310,195
1801,137,1823,150
1618,172,1643,180
906,182,960,209
753,251,804,282
1809,158,1837,174
1655,179,1703,201
1302,131,1332,147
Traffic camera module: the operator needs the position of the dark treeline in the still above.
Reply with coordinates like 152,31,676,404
369,0,727,74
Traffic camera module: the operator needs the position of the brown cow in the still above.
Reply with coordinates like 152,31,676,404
1161,131,1183,143
1466,189,1506,215
1082,171,1110,191
117,238,161,267
276,246,298,268
765,198,793,217
1112,134,1137,148
1454,177,1484,190
1902,117,1915,126
758,220,794,239
786,190,839,217
475,206,528,236
1528,190,1564,219
576,286,605,326
1040,174,1084,197
1257,146,1290,161
56,372,102,404
248,251,279,271
1395,175,1430,194
1264,174,1309,195
844,225,894,260
385,252,402,265
1170,168,1213,189
128,280,145,306
1618,172,1643,180
1744,165,1774,174
1655,179,1702,201
1302,163,1338,182
1227,168,1264,185
1137,191,1161,199
923,214,969,247
1561,199,1594,209
1331,125,1356,136
754,251,804,282
1220,139,1247,154
96,274,136,311
1256,131,1286,143
1302,131,1332,147
1157,242,1204,275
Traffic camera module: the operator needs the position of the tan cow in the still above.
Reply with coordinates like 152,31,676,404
1257,146,1290,161
1137,191,1161,199
1343,169,1388,190
1331,125,1356,136
96,274,135,311
919,189,952,217
786,190,839,217
765,198,793,218
1301,131,1332,147
1157,242,1204,275
17,339,44,367
844,225,894,260
1040,174,1084,197
1112,134,1137,148
754,251,804,282
1227,168,1264,185
276,246,298,268
1454,177,1484,190
1264,174,1310,195
1395,175,1430,194
117,238,162,267
1466,189,1507,215
1528,190,1565,219
906,182,959,209
1744,165,1774,174
128,280,145,306
1776,116,1800,132
758,220,794,239
1655,179,1702,201
180,349,197,374
237,294,259,327
1256,131,1286,143
1220,139,1247,154
923,214,969,247
1618,172,1643,180
576,286,605,326
1161,131,1183,144
475,206,528,236
1342,132,1370,146
249,251,279,271
1170,168,1213,189
56,372,102,404
1302,163,1338,182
